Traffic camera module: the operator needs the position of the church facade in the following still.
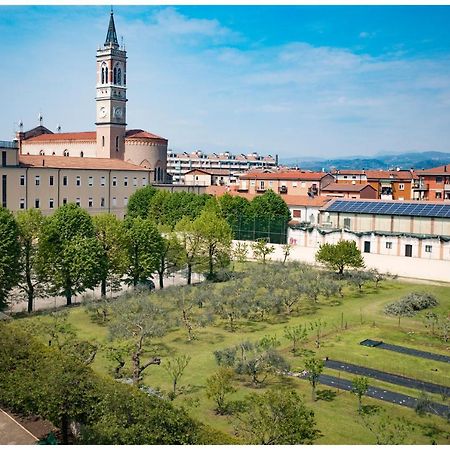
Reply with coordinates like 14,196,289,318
0,12,168,217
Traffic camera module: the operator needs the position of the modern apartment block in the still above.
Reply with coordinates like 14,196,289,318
167,150,277,184
413,164,450,201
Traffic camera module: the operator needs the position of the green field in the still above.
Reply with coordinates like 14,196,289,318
20,268,450,444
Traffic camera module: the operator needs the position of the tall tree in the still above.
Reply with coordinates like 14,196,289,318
234,387,320,444
250,190,291,222
205,368,236,415
352,376,369,413
315,240,365,275
38,204,106,305
125,217,164,287
127,185,158,219
193,209,233,279
304,357,324,401
217,193,251,226
0,207,20,311
93,213,129,297
155,229,184,289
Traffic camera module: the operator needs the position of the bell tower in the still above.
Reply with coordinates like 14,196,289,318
96,11,127,159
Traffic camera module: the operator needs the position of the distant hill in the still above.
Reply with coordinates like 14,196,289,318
280,151,450,171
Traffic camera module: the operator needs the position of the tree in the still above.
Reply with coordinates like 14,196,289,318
309,319,327,348
127,185,158,219
217,193,251,225
252,238,275,264
304,357,324,401
162,355,191,399
155,230,184,289
93,213,129,297
175,216,204,285
125,217,164,287
315,240,365,275
232,241,248,268
193,209,233,279
352,376,369,412
0,208,21,310
284,324,308,354
250,190,291,222
347,270,374,292
16,209,46,312
282,243,292,265
205,368,236,415
38,204,106,305
234,387,320,444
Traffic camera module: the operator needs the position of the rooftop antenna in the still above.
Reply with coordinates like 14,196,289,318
57,124,62,133
19,120,23,133
38,112,43,126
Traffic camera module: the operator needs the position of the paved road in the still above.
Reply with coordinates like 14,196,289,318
361,340,450,364
0,410,37,445
293,373,450,418
325,359,450,395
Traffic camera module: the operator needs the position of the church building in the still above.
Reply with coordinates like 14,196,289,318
0,12,168,216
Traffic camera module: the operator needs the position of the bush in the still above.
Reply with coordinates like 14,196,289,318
384,292,438,317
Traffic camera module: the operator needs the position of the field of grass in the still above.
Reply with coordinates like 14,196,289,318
20,270,450,444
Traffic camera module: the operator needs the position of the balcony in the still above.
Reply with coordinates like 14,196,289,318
279,186,288,194
256,187,267,193
237,185,248,192
444,184,450,191
412,182,429,191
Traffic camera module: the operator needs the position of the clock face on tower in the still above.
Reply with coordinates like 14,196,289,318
99,106,107,119
114,107,123,119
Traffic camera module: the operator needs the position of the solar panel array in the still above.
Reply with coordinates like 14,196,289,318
324,200,450,219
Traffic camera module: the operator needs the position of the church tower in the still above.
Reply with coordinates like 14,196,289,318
96,12,127,159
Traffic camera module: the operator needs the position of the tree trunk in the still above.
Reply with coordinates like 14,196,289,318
25,247,34,313
101,278,107,298
61,413,69,445
187,263,192,285
65,288,72,306
159,271,164,289
27,288,34,314
208,246,214,277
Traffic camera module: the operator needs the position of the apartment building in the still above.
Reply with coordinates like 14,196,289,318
321,182,377,199
183,168,238,186
413,164,450,201
167,150,277,184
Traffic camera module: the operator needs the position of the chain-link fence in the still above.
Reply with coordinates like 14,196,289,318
231,215,288,244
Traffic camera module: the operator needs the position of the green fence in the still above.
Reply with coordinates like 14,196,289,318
231,215,288,244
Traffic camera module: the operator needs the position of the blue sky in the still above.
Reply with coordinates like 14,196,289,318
1,5,450,158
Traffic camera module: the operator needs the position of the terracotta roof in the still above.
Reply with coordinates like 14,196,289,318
416,164,450,175
240,170,331,181
365,170,416,180
332,169,366,175
125,129,167,141
321,182,376,192
281,195,332,207
19,155,149,171
24,132,96,142
185,168,237,176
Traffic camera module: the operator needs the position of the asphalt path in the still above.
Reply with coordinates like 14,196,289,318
292,372,450,418
325,359,450,396
361,340,450,364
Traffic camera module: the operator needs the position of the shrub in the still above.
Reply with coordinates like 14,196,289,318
384,292,438,318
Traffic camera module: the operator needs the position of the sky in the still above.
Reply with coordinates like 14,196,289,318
1,5,450,158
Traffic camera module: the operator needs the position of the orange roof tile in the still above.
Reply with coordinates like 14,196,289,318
321,182,376,192
416,164,450,175
125,129,167,141
24,132,96,142
19,155,149,171
240,170,330,181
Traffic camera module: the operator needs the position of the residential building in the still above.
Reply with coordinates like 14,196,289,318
321,182,377,199
413,164,450,201
167,150,277,184
183,168,238,186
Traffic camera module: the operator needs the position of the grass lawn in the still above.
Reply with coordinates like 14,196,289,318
21,274,450,444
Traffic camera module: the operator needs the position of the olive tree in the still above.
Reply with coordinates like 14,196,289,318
315,240,365,275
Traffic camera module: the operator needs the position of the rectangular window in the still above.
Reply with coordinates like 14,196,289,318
76,176,81,186
386,242,392,249
133,177,138,187
76,198,81,206
425,245,432,253
49,198,54,209
63,176,68,186
112,176,117,187
292,182,298,187
88,176,93,187
398,183,404,191
343,218,351,228
49,175,54,186
436,192,442,199
88,198,93,208
142,177,147,186
35,198,40,208
250,180,255,186
63,198,67,205
20,198,25,209
2,151,6,166
124,197,128,206
269,181,273,187
35,175,40,186
124,177,128,187
293,209,301,218
343,175,348,179
101,197,105,207
436,176,443,183
101,176,106,187
2,175,6,208
112,197,117,207
20,175,25,186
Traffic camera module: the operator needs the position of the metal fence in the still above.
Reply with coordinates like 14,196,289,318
231,215,288,244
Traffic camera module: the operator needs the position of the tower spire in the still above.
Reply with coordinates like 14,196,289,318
104,10,119,48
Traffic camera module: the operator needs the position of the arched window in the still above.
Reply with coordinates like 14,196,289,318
117,68,121,85
101,67,105,84
105,67,109,84
113,67,117,85
63,149,69,157
115,136,119,152
80,151,84,158
39,150,45,156
157,167,161,181
124,72,126,85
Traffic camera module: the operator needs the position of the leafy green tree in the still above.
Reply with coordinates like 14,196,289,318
125,217,164,287
352,376,369,412
162,355,191,399
304,357,324,401
193,209,233,279
284,324,308,353
252,238,275,264
250,190,291,222
0,207,20,311
217,193,251,226
234,387,320,444
38,204,106,305
127,185,158,219
155,229,184,289
347,270,374,292
232,241,248,267
315,240,365,275
175,216,203,285
93,213,129,297
148,189,172,224
282,243,292,265
16,209,46,312
205,367,236,415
